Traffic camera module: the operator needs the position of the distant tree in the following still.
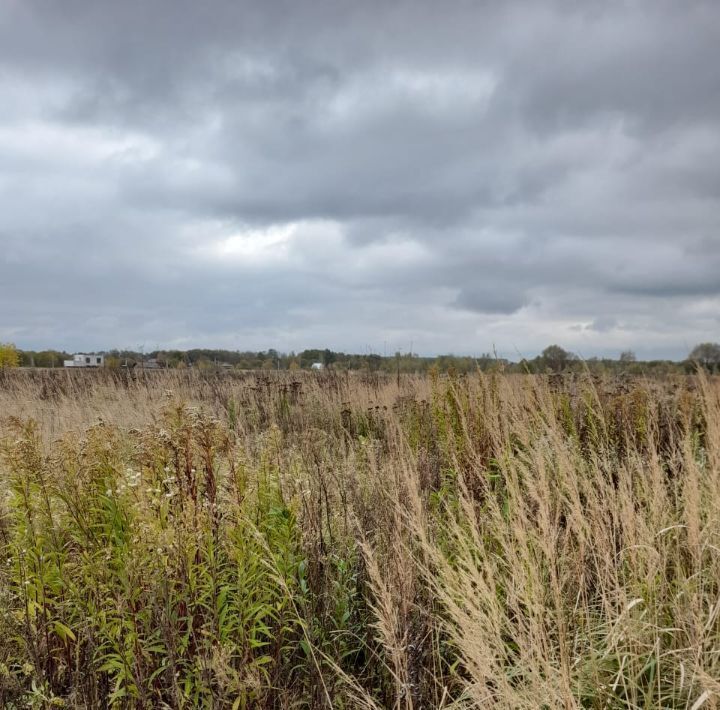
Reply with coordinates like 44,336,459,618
32,350,66,368
0,343,20,368
105,355,121,369
541,344,573,373
17,350,34,367
366,354,383,372
689,342,720,370
619,350,637,363
518,358,532,373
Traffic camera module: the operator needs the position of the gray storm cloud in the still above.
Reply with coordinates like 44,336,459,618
1,0,719,358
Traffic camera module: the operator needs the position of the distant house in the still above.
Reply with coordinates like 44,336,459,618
64,353,104,368
311,362,324,370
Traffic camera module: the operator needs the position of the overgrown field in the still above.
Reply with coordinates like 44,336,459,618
1,369,719,708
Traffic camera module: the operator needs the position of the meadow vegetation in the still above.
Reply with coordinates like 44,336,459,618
0,368,719,708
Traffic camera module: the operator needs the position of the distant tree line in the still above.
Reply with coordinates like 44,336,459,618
13,348,68,368
3,342,719,374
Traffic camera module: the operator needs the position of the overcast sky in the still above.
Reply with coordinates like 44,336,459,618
2,0,719,359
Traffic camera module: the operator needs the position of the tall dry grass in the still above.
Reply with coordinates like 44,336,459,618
0,368,718,708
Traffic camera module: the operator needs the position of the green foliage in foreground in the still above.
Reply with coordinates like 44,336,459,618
0,408,380,708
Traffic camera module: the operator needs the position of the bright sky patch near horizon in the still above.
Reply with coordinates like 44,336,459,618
1,0,719,359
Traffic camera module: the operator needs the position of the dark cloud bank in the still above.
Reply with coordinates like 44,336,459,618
1,0,719,358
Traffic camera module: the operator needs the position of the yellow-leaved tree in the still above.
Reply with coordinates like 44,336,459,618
0,343,20,368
